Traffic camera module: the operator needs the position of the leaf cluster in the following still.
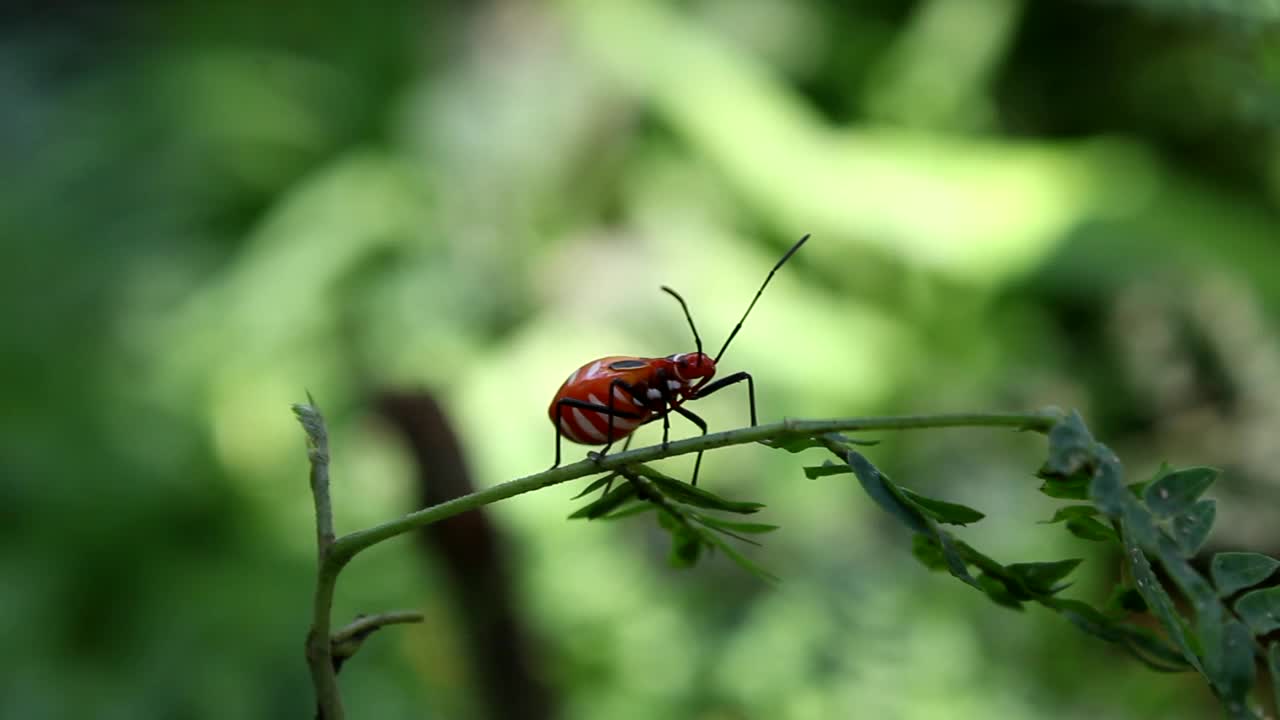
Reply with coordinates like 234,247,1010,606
570,416,1280,717
568,463,779,581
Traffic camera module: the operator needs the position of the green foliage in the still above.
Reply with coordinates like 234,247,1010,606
569,463,778,582
564,410,1280,715
1212,553,1280,597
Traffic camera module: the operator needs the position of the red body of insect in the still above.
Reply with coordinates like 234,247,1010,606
545,234,809,483
548,352,716,445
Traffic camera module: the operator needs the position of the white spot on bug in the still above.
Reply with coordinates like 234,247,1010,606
609,416,641,432
612,387,633,406
571,408,606,442
559,417,577,441
667,380,681,391
584,360,605,379
565,368,579,386
647,388,662,400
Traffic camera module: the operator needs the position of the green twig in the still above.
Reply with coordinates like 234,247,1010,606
294,399,346,720
330,410,1060,563
295,403,1059,717
331,611,425,671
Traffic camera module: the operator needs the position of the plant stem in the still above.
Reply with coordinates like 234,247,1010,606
331,410,1059,563
295,400,345,720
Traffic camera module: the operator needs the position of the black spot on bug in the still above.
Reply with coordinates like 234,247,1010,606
609,359,649,370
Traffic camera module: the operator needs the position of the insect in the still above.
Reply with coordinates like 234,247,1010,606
548,234,810,485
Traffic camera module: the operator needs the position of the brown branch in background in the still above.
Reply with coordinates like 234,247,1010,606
375,390,556,720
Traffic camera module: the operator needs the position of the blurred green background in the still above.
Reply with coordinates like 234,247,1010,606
4,1,1280,718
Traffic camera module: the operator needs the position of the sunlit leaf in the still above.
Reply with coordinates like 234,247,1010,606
1211,553,1280,597
898,487,985,525
1144,467,1218,517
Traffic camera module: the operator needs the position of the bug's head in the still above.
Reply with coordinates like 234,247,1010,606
669,352,716,385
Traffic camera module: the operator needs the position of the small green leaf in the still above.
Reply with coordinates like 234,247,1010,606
1066,516,1119,543
572,473,619,500
976,573,1024,610
640,470,765,514
803,461,852,480
1039,505,1098,524
911,534,948,572
1171,499,1215,556
1128,462,1172,499
1144,467,1219,517
1268,643,1280,717
1038,474,1091,500
1005,559,1083,594
691,514,780,535
1208,619,1256,716
1211,553,1280,597
1046,598,1193,672
845,450,930,534
898,487,985,525
702,529,778,582
1105,586,1148,614
569,483,638,519
1125,535,1204,673
667,523,703,568
1234,587,1280,636
936,532,980,589
600,503,655,521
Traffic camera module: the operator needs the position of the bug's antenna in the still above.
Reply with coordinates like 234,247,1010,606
661,286,702,356
713,233,810,364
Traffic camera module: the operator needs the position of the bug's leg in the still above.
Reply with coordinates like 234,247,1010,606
692,371,757,425
555,397,643,466
550,417,562,470
576,381,647,465
600,427,637,492
599,378,646,460
670,404,709,486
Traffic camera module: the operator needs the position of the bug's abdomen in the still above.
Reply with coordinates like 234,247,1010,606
549,356,654,445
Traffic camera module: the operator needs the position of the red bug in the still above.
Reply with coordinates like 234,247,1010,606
548,234,809,484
